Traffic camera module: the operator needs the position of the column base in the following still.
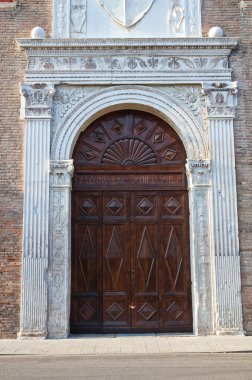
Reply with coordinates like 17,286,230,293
216,329,245,336
17,330,47,340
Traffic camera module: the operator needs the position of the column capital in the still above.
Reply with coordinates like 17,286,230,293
186,159,211,188
20,83,55,119
201,81,238,119
50,160,74,188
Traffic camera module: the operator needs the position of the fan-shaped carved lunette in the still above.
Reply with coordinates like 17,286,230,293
102,138,157,166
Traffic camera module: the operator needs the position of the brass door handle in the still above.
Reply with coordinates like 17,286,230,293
129,304,136,309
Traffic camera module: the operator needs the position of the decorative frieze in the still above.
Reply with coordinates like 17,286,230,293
27,55,228,72
16,38,238,84
20,83,55,119
48,160,73,338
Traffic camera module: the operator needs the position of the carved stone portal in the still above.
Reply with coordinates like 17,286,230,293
18,35,244,338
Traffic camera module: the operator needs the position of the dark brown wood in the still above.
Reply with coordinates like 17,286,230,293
71,110,192,334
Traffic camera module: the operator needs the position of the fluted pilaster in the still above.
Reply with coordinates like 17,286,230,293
203,81,243,334
18,83,55,338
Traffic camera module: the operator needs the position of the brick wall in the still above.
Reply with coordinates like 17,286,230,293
202,0,252,334
0,0,52,338
0,1,251,338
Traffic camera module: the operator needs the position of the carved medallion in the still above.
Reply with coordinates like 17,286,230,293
99,0,154,28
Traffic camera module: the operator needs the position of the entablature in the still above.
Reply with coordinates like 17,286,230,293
17,38,238,84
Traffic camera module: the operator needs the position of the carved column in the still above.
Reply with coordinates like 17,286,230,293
48,160,73,338
202,81,244,334
186,160,214,335
18,83,55,338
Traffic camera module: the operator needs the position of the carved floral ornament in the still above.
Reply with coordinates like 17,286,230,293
50,160,74,187
20,83,55,118
27,55,228,73
201,81,238,118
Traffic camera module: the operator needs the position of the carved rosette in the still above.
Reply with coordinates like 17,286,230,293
20,83,55,119
202,81,238,118
186,159,211,188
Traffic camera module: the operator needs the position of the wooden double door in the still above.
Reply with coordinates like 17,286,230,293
71,188,192,333
70,109,193,333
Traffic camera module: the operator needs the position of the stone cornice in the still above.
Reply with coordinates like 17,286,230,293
17,38,239,52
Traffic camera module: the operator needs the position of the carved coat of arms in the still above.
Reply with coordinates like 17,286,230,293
99,0,155,28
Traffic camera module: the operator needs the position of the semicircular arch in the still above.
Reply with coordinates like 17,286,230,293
51,85,208,161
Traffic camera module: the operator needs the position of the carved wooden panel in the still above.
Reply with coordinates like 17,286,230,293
71,110,192,333
71,192,102,333
73,110,186,167
71,190,192,333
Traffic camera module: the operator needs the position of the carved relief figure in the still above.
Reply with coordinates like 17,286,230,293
188,0,198,36
169,0,185,35
58,0,67,37
71,0,87,34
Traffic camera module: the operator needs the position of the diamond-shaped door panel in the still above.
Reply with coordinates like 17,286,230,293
79,199,96,216
106,302,124,321
77,195,98,219
79,302,96,321
163,226,184,292
165,198,181,215
162,148,177,161
78,226,97,292
134,195,156,217
135,121,147,135
153,128,165,144
104,195,128,219
137,198,153,215
112,121,124,135
106,198,123,215
138,302,156,321
162,195,184,218
104,227,125,291
166,301,185,321
136,226,156,291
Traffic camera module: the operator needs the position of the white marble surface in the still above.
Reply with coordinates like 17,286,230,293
53,0,202,38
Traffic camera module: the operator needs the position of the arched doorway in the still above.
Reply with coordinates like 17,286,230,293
70,110,192,334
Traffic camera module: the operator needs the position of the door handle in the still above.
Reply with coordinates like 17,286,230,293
129,304,136,309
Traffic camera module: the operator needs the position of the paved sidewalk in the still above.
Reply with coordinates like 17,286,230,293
0,335,251,355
